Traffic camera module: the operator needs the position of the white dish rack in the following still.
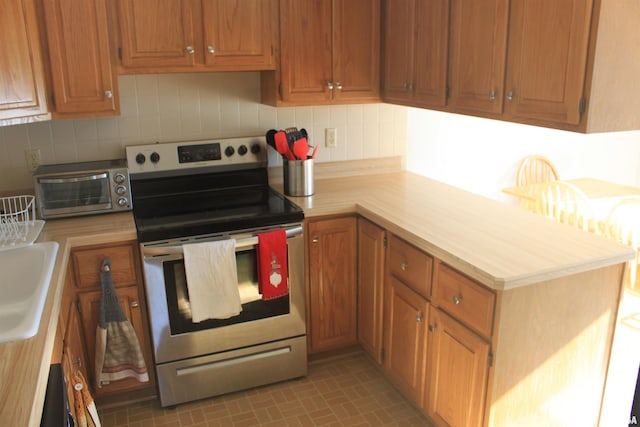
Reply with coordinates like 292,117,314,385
0,195,45,249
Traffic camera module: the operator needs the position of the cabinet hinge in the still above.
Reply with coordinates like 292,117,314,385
579,97,587,115
76,300,81,313
118,47,122,61
380,348,385,362
278,83,282,99
488,351,493,368
445,85,450,100
383,236,388,248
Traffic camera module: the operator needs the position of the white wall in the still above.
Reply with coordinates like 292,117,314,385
0,73,407,191
406,108,640,204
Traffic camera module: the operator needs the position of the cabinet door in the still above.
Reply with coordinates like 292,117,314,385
43,0,117,114
448,0,509,114
308,216,358,353
505,0,593,125
62,304,89,425
426,309,490,427
78,286,154,396
412,0,450,107
332,0,380,102
117,0,196,69
202,0,275,69
357,219,385,364
279,0,333,103
384,277,428,405
0,0,48,123
382,0,415,103
70,241,140,290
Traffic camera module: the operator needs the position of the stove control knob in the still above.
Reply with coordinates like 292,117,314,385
113,173,126,184
250,144,261,154
117,197,128,207
225,146,235,157
135,153,146,164
150,152,160,163
238,145,248,156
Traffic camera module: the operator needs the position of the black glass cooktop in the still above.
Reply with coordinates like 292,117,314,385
130,168,303,242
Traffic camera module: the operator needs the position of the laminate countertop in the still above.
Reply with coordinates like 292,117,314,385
2,171,633,426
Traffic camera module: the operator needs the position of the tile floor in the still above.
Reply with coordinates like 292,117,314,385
98,352,431,427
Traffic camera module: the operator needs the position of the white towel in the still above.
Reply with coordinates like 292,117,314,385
183,239,242,322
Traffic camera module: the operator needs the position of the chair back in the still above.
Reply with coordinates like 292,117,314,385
516,155,560,186
604,198,640,291
535,181,596,232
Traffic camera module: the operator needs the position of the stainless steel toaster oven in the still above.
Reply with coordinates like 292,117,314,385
33,159,131,219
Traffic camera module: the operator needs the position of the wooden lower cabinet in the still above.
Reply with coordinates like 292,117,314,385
357,218,385,364
307,216,358,354
426,308,490,427
62,240,155,406
384,277,428,405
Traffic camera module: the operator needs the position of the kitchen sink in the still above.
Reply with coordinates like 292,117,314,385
0,242,58,344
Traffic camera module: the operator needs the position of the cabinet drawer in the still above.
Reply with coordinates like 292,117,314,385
433,263,495,338
71,241,140,290
388,235,433,297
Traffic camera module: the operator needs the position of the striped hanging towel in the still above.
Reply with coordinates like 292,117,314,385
94,258,149,387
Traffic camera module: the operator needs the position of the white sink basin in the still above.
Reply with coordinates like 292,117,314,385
0,242,59,343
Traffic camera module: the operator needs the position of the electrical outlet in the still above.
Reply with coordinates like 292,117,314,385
25,148,41,172
325,128,337,148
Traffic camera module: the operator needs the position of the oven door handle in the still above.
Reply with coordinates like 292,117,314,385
142,226,303,257
37,172,109,184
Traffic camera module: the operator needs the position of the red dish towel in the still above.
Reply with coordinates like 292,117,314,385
257,229,289,300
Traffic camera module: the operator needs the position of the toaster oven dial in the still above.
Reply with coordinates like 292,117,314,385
115,185,127,195
114,173,126,184
117,197,129,207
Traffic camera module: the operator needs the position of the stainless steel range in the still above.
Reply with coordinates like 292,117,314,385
125,136,306,407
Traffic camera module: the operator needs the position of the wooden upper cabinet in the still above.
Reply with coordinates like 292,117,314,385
116,0,276,72
382,0,449,108
273,0,380,106
202,0,275,69
0,0,49,124
448,0,509,115
117,0,196,69
504,0,593,125
43,0,117,115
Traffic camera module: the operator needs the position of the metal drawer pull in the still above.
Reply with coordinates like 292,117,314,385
416,312,423,323
429,324,436,332
312,236,319,243
207,46,215,54
453,295,462,305
131,301,139,308
400,262,408,271
186,46,195,54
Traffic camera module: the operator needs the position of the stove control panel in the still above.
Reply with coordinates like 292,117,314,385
126,136,267,176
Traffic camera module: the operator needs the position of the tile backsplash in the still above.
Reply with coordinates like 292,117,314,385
0,72,407,191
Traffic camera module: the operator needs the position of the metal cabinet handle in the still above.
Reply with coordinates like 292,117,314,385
312,236,319,243
186,46,195,54
453,295,462,305
207,46,215,54
104,90,113,99
416,312,423,323
327,82,334,90
131,300,140,308
506,91,514,101
429,324,436,332
404,83,414,91
400,262,408,271
489,90,496,101
335,82,343,90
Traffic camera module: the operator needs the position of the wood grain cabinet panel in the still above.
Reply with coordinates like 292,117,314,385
266,0,380,106
426,308,490,427
382,0,449,108
43,0,118,116
357,218,385,364
448,0,509,115
116,0,276,72
0,0,49,124
308,216,358,353
388,234,433,298
384,277,428,406
71,241,139,290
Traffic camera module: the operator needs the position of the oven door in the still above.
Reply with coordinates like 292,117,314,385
35,172,112,218
141,224,306,365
